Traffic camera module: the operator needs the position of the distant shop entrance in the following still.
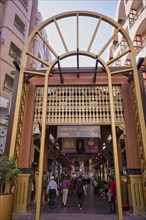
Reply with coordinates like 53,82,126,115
32,84,124,181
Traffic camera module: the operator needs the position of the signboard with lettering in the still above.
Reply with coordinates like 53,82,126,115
66,153,96,158
62,138,76,148
62,138,76,153
57,126,101,138
85,138,99,154
61,137,99,154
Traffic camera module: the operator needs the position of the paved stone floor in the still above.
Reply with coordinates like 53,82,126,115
13,186,146,220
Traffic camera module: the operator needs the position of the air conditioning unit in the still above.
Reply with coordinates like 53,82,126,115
0,31,5,45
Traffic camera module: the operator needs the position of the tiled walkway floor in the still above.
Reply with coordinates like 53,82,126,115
12,212,146,220
13,186,146,220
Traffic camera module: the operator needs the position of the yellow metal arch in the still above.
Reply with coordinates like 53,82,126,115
9,11,145,220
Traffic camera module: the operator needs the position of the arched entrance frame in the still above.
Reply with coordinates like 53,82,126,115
9,11,145,220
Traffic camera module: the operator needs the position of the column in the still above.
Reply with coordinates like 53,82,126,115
14,174,31,213
122,83,145,215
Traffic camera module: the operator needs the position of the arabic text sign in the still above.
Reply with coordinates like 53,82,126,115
57,126,100,138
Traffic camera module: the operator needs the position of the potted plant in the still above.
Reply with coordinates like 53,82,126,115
0,155,20,220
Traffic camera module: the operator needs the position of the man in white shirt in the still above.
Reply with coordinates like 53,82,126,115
47,176,58,209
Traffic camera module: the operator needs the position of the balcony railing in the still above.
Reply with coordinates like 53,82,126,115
129,4,145,28
134,38,146,55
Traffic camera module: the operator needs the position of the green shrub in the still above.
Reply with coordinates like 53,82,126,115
0,156,20,194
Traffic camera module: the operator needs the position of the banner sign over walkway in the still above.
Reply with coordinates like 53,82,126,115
61,137,99,154
57,126,101,138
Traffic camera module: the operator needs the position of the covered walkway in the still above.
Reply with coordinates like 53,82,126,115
13,186,146,220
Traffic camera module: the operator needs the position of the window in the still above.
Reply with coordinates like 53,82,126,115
133,35,143,54
0,0,7,3
124,59,131,67
113,40,118,46
19,0,28,10
128,9,138,28
118,19,125,25
9,42,21,63
141,65,146,93
14,14,25,35
3,74,14,92
36,53,44,68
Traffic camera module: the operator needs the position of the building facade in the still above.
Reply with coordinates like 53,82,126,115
0,0,50,154
108,0,146,214
109,0,146,89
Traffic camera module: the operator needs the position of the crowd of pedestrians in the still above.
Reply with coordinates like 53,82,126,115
43,173,116,213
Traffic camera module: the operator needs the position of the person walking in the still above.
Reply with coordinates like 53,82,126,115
108,175,116,213
102,181,109,198
42,173,48,202
61,175,70,207
47,176,58,209
31,178,36,201
92,178,97,194
76,175,87,210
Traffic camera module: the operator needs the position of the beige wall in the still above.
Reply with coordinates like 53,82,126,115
0,0,50,153
0,0,33,100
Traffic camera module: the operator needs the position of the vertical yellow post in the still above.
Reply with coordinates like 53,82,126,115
9,59,26,157
130,48,146,162
108,72,123,220
35,70,49,220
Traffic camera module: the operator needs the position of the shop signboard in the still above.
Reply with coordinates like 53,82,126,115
57,126,101,138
